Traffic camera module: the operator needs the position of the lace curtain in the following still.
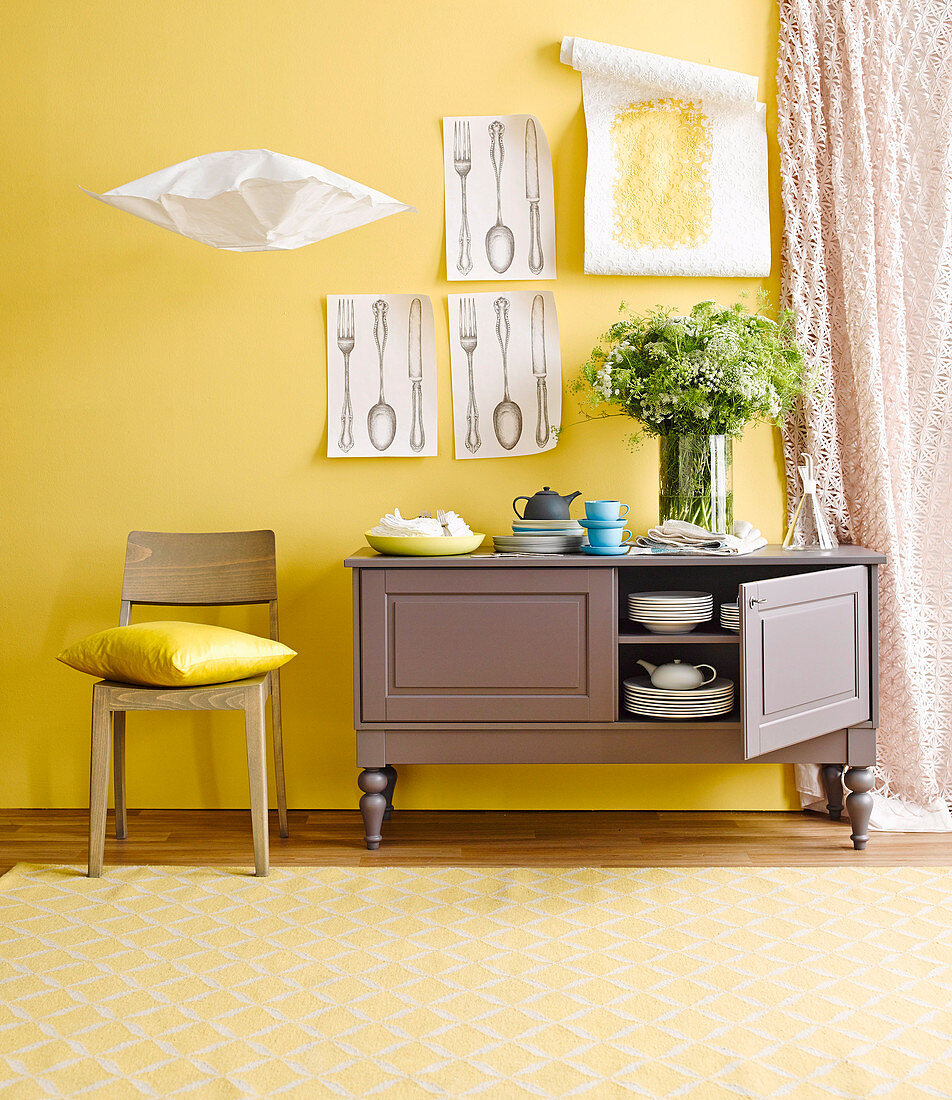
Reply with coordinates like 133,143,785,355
777,0,952,811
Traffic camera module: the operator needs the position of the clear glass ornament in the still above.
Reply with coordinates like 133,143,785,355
783,453,837,550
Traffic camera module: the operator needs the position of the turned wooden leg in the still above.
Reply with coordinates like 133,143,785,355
358,769,388,850
382,765,398,822
821,763,844,821
844,766,874,850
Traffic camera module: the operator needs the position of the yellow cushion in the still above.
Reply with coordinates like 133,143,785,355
57,621,296,687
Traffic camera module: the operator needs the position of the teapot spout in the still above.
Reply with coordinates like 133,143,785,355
563,490,582,504
636,659,656,676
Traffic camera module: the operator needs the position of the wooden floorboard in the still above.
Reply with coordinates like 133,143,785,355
2,809,952,874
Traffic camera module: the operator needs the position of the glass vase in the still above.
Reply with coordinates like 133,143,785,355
658,433,733,533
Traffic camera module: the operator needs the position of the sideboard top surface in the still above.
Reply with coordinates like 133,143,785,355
345,545,886,568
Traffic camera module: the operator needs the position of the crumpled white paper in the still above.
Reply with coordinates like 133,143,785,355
84,149,416,251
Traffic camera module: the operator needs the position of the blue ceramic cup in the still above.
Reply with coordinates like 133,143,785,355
587,526,633,547
585,500,630,521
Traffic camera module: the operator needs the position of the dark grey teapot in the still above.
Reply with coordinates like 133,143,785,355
513,486,582,520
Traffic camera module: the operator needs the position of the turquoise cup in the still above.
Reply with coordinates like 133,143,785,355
587,526,633,547
585,500,630,521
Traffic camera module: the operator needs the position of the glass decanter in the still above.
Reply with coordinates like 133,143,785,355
783,453,837,551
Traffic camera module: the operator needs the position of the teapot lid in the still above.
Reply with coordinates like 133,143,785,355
533,486,559,496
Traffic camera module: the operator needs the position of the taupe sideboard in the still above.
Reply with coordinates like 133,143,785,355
345,546,884,851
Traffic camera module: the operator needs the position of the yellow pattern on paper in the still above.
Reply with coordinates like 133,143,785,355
611,98,713,250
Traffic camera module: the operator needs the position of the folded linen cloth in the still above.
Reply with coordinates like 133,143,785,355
634,519,767,555
370,508,472,537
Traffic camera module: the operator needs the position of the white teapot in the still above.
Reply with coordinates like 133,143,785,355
636,659,717,690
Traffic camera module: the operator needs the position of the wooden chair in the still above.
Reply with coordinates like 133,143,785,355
87,530,289,878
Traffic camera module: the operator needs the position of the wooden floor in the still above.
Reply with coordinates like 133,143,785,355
3,809,952,874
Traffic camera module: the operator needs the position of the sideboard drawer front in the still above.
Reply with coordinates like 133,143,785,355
359,568,614,723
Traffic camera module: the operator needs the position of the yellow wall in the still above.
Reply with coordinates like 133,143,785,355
0,0,799,811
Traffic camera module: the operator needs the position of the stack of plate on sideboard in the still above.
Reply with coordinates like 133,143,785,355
720,602,740,632
622,676,735,719
627,591,713,634
494,519,584,554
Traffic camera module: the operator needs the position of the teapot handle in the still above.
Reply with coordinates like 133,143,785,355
695,664,717,686
513,497,530,519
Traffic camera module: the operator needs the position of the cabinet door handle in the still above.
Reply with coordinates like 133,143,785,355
748,597,767,608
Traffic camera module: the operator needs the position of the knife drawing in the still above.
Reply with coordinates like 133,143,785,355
525,118,544,275
408,297,425,452
531,294,549,447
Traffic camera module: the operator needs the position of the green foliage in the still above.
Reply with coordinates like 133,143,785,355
571,295,808,443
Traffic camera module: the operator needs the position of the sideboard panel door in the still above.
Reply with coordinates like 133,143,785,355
740,565,869,758
359,568,615,722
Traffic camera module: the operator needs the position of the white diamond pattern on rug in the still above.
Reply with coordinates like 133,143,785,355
1,864,951,1098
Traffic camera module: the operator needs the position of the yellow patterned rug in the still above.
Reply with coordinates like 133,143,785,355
1,864,951,1098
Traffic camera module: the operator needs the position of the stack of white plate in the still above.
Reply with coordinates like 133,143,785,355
622,676,735,719
720,602,740,633
494,519,584,554
627,591,713,634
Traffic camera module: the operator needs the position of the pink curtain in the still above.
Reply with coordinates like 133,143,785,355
777,0,952,807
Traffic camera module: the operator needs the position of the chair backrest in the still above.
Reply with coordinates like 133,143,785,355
121,531,278,616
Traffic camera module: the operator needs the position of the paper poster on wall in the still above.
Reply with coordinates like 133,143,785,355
560,36,770,277
327,295,437,457
448,291,561,459
443,115,557,281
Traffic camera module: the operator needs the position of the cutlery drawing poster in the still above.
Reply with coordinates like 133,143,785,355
448,291,561,459
443,115,557,281
326,294,437,457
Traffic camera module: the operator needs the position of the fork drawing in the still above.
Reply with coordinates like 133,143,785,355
453,120,473,276
459,297,480,453
336,298,355,453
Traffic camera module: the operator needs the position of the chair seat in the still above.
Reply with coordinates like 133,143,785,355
95,674,271,712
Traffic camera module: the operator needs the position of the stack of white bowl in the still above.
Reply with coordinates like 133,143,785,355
627,591,713,634
720,602,740,632
622,675,735,719
493,518,584,555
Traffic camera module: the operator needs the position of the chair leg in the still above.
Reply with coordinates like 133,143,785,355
113,711,128,839
270,671,289,839
88,688,112,878
245,689,270,876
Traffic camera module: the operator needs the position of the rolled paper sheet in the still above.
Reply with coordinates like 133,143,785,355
84,149,416,251
560,36,770,277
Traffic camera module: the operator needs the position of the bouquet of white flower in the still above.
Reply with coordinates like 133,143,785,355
573,297,808,530
577,297,806,438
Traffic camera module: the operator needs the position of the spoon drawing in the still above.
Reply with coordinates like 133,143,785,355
485,121,514,274
367,299,396,451
492,296,522,450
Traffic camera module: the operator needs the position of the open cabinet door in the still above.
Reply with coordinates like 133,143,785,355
740,565,869,758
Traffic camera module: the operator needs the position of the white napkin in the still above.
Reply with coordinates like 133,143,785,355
634,519,767,555
370,508,472,537
84,149,415,251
